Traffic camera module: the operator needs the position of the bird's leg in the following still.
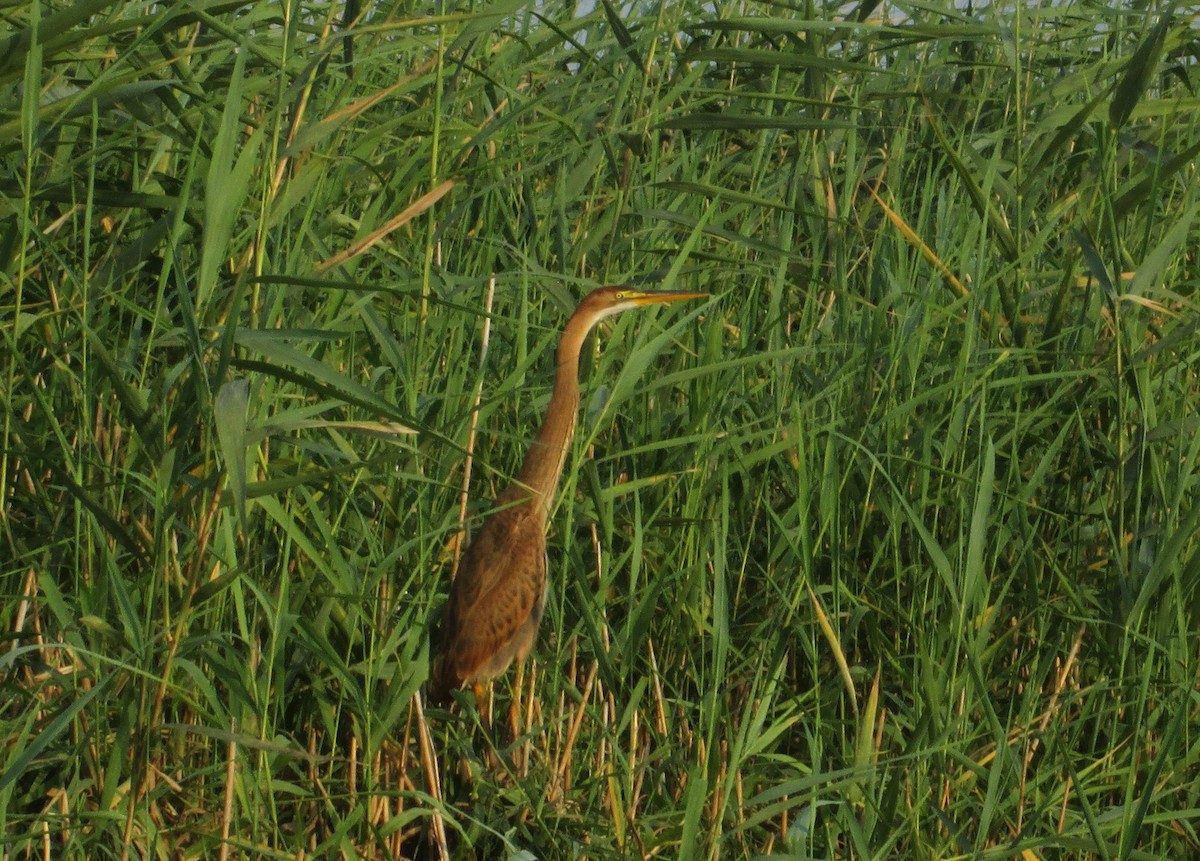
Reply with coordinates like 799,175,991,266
509,660,524,753
506,661,525,777
472,681,491,729
470,681,509,774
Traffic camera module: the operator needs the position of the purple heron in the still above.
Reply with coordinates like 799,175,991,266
429,286,707,703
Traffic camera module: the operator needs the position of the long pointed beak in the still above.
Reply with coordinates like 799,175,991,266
628,289,709,306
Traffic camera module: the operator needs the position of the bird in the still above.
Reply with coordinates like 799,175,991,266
429,286,707,705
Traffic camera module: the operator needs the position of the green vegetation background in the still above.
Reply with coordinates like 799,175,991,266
2,1,1198,858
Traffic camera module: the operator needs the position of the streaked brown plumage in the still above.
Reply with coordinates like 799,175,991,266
429,286,707,703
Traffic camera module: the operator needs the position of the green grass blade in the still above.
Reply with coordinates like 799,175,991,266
1109,10,1173,130
214,379,250,529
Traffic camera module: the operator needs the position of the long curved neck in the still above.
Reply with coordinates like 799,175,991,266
513,309,597,515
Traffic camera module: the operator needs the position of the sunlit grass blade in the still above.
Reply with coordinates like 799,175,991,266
197,48,260,313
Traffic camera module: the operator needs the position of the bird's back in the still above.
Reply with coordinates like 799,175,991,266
430,488,548,701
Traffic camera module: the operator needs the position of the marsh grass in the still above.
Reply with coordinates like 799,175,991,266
2,1,1198,858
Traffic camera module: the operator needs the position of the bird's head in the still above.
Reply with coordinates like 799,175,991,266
577,285,709,325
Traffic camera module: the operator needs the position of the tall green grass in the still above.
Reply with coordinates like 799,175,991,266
2,1,1197,858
